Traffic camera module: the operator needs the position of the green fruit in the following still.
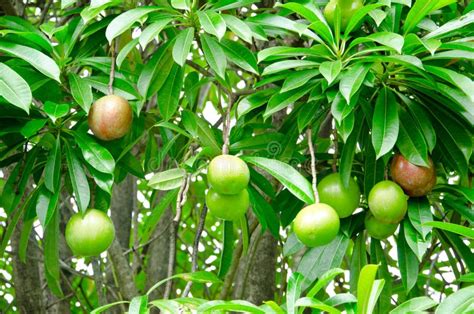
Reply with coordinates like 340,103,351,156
293,203,340,247
65,209,115,257
88,95,133,141
365,213,398,240
368,181,408,224
323,0,364,31
206,188,249,221
390,154,436,197
207,155,250,195
318,172,361,218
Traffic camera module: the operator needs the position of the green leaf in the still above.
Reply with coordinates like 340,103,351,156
262,60,319,76
248,187,280,238
74,131,115,174
211,0,259,10
18,218,34,262
61,0,75,9
351,32,404,54
149,300,181,313
181,110,220,155
425,65,474,102
148,168,185,190
142,190,178,243
320,60,342,85
372,87,399,159
171,0,190,10
197,300,265,314
65,143,90,214
218,220,234,278
264,85,309,119
20,119,47,138
219,39,258,75
396,107,429,167
36,185,60,228
391,296,438,314
44,208,63,297
44,101,69,123
200,33,227,79
408,198,432,239
237,88,278,117
403,219,430,261
0,62,31,113
424,10,474,39
281,70,319,93
172,28,194,66
433,185,474,203
44,134,61,193
307,268,344,298
105,7,159,42
69,73,93,113
287,272,305,314
344,3,386,37
435,286,474,314
295,297,341,314
283,232,304,257
339,63,370,103
197,10,226,41
0,40,60,82
340,111,363,187
424,221,474,239
397,223,419,293
242,156,314,204
349,233,367,293
403,0,437,34
222,14,252,43
356,264,379,314
139,18,173,49
158,64,184,121
91,301,130,314
297,233,350,288
129,295,148,314
402,98,436,153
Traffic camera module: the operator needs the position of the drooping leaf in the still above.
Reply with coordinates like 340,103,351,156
0,63,32,113
172,27,194,66
200,33,227,79
105,7,159,42
372,87,399,159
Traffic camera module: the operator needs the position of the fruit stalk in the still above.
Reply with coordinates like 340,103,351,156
222,91,234,155
306,128,320,203
108,39,116,95
332,123,338,173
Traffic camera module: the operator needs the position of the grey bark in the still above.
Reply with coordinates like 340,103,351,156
145,206,172,300
11,222,45,314
111,175,136,248
107,238,138,300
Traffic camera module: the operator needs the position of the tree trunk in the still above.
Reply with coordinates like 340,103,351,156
111,175,136,248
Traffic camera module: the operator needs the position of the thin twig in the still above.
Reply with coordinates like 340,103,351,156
307,128,320,203
332,123,338,173
122,220,172,255
222,91,234,155
164,174,192,299
182,205,209,297
108,40,116,95
91,258,107,306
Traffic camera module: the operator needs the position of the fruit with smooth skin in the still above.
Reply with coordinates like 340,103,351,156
207,155,250,195
65,209,115,257
390,154,436,197
293,203,340,247
368,180,408,224
365,213,398,240
206,188,249,221
323,0,363,31
88,95,133,141
318,173,361,218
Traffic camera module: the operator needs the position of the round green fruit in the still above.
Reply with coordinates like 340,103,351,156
324,0,363,31
206,188,249,221
365,213,398,240
207,155,250,195
390,154,436,197
65,209,115,257
293,203,340,247
88,95,132,141
318,172,361,218
368,180,408,224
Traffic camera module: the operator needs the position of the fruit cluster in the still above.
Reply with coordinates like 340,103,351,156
205,155,250,221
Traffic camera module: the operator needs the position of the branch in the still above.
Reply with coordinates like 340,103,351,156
307,128,320,203
108,40,116,95
182,205,209,297
332,123,338,173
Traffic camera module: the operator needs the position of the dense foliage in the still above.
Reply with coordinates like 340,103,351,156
0,0,473,313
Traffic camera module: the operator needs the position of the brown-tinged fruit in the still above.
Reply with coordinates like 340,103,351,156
88,95,133,141
390,154,436,197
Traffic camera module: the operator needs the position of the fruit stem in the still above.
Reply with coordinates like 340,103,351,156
332,122,338,173
307,128,320,203
222,91,234,155
108,39,116,95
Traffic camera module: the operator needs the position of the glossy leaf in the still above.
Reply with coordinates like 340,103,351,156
74,131,115,174
372,87,399,159
105,7,159,42
200,34,227,79
65,143,90,214
69,73,93,113
44,101,69,123
172,27,194,66
397,223,419,293
197,11,226,41
158,64,184,120
391,296,437,314
320,60,342,85
339,63,370,103
147,168,185,190
424,221,474,239
44,134,61,193
357,264,379,314
435,286,474,314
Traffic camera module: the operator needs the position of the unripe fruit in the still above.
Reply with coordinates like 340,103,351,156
293,203,340,247
324,0,364,31
207,155,250,195
365,213,398,240
368,181,408,224
206,188,249,221
318,173,361,218
88,95,132,141
390,154,436,197
65,209,115,257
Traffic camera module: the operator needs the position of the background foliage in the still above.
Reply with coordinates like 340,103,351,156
0,0,473,313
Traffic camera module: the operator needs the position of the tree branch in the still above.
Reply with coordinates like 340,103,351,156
307,128,320,203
